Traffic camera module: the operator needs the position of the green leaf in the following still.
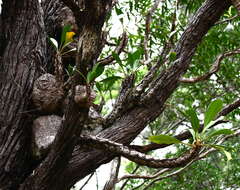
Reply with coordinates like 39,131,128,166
187,128,197,141
115,6,124,16
206,129,233,140
87,63,105,83
66,64,75,76
100,76,122,91
202,116,224,134
49,38,58,50
112,52,126,74
61,25,71,46
185,108,200,133
223,150,232,161
208,144,232,161
149,134,182,145
96,82,102,92
112,52,122,65
169,51,177,62
204,99,223,127
127,49,143,69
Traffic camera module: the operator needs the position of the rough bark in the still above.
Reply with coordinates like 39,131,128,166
0,0,46,189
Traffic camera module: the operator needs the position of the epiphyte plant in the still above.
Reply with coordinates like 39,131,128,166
49,25,76,56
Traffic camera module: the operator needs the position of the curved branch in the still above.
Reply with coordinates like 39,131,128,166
79,135,201,169
179,48,240,83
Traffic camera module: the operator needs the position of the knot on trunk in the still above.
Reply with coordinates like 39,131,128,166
32,74,64,113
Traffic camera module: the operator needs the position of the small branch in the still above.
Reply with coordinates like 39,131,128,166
133,7,177,97
144,0,162,61
119,129,240,187
215,15,238,25
119,165,140,190
103,157,121,190
79,135,201,169
98,32,128,66
218,98,240,117
118,168,170,182
199,129,240,159
142,160,194,190
179,48,240,83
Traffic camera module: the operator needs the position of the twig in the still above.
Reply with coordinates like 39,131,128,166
144,0,162,61
118,168,170,182
133,6,177,97
215,15,238,25
98,32,128,66
179,48,240,83
79,172,94,190
142,160,195,190
119,165,140,190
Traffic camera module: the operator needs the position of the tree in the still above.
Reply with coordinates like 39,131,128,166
0,0,239,189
